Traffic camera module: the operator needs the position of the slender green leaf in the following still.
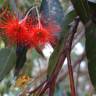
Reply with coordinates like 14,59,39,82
71,0,90,24
85,23,96,89
40,0,64,26
0,0,5,8
88,0,96,3
0,48,16,81
88,0,96,22
47,9,76,78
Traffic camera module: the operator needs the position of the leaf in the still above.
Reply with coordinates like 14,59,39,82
85,22,96,90
47,9,76,78
40,0,64,26
85,0,96,90
32,48,41,60
40,0,66,78
15,46,27,76
0,0,5,8
71,0,90,24
88,0,96,3
88,0,96,12
85,22,96,89
0,48,16,81
88,0,96,22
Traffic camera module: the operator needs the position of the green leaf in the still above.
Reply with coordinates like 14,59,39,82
85,23,96,89
88,0,96,3
0,48,16,81
47,9,76,78
40,0,64,26
32,48,41,60
71,0,90,24
14,46,27,76
88,0,96,13
0,0,5,8
88,0,96,22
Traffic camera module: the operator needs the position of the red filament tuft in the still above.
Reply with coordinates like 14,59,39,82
0,10,61,48
0,13,32,47
31,26,53,46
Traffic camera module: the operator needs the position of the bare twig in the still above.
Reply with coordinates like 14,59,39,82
58,52,86,83
75,60,80,96
66,16,80,96
49,79,56,96
67,51,76,96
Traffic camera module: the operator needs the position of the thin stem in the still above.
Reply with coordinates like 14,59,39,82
49,79,56,96
75,61,80,96
67,52,76,96
58,52,86,83
29,80,47,94
36,6,41,28
39,82,48,96
19,6,37,24
66,16,80,96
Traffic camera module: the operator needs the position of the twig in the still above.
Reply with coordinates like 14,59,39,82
75,60,80,96
30,80,47,93
67,51,76,96
58,52,86,83
66,16,80,96
49,79,56,96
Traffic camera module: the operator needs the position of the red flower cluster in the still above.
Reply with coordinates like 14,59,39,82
0,11,61,48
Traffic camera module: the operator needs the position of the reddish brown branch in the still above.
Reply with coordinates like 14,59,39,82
49,79,56,96
48,16,80,96
66,16,80,96
67,52,76,96
29,80,47,95
58,52,86,83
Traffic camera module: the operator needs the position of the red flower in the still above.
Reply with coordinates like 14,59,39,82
0,10,61,48
0,13,33,47
31,25,53,46
25,15,61,47
30,23,61,47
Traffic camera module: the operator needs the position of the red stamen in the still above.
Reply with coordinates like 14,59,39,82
31,26,53,46
0,10,61,48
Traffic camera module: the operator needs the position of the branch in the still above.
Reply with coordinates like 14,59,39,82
66,16,80,96
58,52,86,83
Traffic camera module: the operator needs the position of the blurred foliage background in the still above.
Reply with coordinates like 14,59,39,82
0,0,94,96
